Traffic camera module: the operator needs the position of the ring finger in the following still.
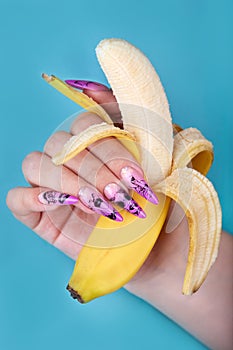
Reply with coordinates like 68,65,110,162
23,151,123,222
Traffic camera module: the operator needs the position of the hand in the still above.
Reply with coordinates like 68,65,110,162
6,87,157,260
4,84,192,297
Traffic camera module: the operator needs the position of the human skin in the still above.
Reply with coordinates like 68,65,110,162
125,205,233,350
6,89,233,350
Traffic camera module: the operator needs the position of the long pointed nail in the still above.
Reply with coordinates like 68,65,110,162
65,80,109,92
120,167,159,205
104,183,146,219
78,186,123,222
38,191,79,206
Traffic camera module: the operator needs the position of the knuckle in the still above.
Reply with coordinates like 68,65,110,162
44,130,69,155
22,151,41,181
70,112,103,135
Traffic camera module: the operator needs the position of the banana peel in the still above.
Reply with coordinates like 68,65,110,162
42,38,222,303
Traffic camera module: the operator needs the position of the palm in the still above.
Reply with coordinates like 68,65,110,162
27,205,100,260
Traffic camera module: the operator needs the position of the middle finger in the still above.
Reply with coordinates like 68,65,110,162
44,130,127,193
44,132,147,218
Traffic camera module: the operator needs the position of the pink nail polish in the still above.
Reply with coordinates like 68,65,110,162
78,186,123,222
38,191,79,206
65,80,109,91
120,167,159,205
104,183,146,219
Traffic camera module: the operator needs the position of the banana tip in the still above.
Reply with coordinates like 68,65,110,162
42,73,53,82
66,284,85,303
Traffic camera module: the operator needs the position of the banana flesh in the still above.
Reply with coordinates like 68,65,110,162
43,38,222,303
96,39,173,185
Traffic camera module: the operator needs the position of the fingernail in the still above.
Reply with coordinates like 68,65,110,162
104,183,146,219
65,80,109,91
78,186,123,222
120,167,159,205
38,191,79,206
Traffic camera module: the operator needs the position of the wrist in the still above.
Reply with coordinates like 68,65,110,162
124,204,189,305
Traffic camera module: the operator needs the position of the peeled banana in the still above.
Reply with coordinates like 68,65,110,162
43,38,222,303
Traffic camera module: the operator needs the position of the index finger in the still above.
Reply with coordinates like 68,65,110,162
75,85,122,126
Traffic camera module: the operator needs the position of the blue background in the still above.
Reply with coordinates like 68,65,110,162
1,0,232,349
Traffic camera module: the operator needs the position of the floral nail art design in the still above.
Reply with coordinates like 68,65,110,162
120,167,159,205
65,80,109,91
38,191,79,206
104,183,146,219
78,186,123,222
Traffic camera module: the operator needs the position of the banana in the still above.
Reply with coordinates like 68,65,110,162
43,38,222,303
67,193,170,303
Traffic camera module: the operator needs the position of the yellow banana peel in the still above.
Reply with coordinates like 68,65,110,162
42,38,222,303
